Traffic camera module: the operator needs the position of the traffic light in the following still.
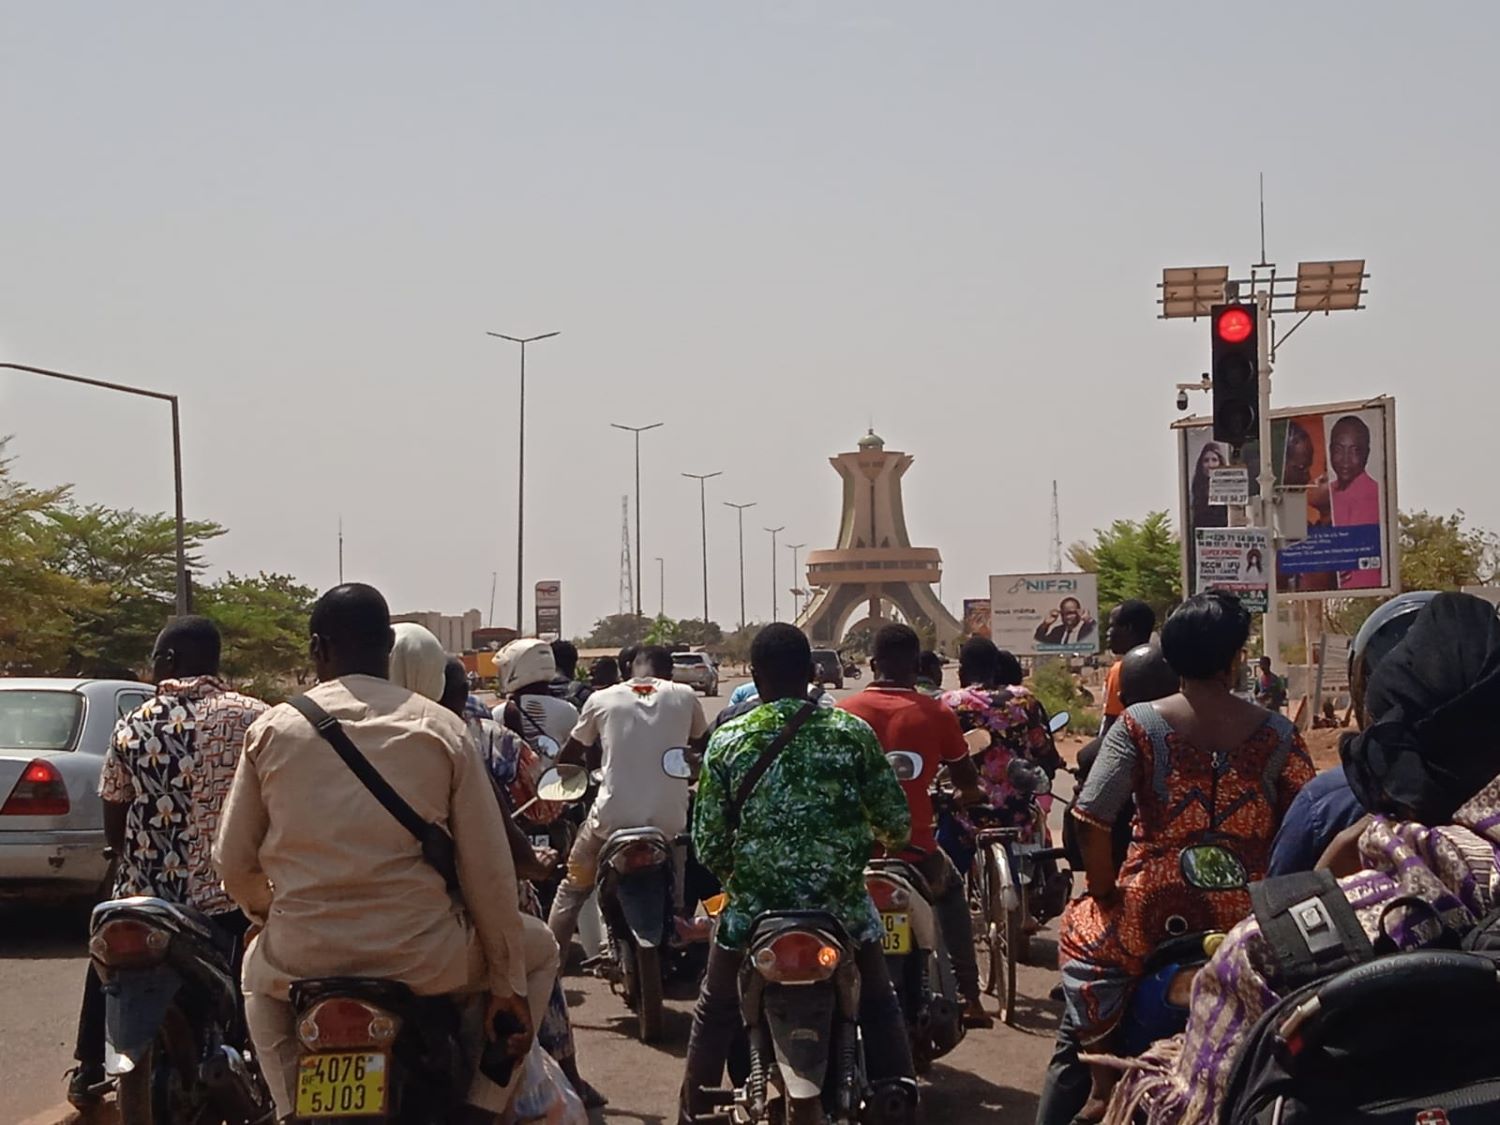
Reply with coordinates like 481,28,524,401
1211,303,1259,447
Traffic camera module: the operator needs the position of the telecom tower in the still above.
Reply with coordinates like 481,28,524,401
619,495,635,615
1050,480,1063,573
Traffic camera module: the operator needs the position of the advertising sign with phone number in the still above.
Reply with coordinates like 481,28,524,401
1195,528,1271,613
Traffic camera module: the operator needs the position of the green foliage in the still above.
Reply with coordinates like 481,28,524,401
675,618,724,647
197,572,319,700
1069,511,1183,622
1397,509,1498,592
582,613,650,649
1027,658,1101,735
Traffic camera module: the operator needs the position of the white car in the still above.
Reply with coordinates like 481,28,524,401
0,678,154,902
671,652,720,697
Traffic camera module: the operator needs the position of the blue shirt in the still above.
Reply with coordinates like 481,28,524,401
1266,764,1366,876
728,682,759,707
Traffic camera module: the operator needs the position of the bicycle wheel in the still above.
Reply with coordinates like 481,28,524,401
971,851,998,997
989,845,1021,1026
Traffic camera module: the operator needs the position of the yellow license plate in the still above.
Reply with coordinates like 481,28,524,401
881,911,911,954
295,1051,387,1118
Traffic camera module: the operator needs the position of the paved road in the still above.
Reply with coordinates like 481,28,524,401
2,672,1070,1124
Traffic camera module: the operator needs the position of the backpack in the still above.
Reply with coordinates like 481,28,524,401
1220,871,1500,1124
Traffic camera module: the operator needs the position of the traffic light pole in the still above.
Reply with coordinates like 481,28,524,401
1254,292,1281,668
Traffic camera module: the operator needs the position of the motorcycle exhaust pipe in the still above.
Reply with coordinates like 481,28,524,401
200,1044,275,1125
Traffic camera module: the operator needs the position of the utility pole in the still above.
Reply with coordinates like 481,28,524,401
787,542,806,619
1049,482,1062,573
618,496,634,617
724,502,756,630
611,422,663,618
488,571,497,628
682,471,722,625
765,526,785,623
655,557,665,618
486,330,560,632
338,516,344,584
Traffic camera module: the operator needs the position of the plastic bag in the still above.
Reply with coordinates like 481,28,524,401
508,1042,588,1125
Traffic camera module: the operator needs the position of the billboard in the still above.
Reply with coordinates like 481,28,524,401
962,598,992,639
1195,527,1271,613
534,580,562,638
1177,397,1398,600
988,573,1100,657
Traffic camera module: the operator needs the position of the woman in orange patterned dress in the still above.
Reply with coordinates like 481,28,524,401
1036,592,1313,1125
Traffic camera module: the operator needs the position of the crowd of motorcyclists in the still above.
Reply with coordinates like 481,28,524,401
64,578,1500,1124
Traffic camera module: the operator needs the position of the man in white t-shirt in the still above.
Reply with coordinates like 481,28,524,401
493,638,579,756
547,645,710,957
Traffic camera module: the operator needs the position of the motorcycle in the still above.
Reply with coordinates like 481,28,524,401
866,751,965,1073
89,897,274,1125
842,662,862,681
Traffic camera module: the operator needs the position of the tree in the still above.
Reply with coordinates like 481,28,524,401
1397,509,1498,592
0,441,102,674
197,572,319,699
1069,511,1182,621
674,618,724,647
582,613,650,649
46,504,225,677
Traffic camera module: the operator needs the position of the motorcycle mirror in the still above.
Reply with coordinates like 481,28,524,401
661,746,694,780
885,750,924,782
964,728,990,756
1005,758,1052,795
1048,711,1071,734
1179,844,1249,891
534,765,589,804
530,733,562,760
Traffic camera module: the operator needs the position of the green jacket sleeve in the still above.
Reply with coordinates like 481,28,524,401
857,725,911,853
692,732,734,879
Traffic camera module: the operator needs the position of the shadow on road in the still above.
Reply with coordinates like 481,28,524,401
0,903,90,959
925,1059,1041,1123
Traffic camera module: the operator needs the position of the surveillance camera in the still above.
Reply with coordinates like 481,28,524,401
1177,390,1190,411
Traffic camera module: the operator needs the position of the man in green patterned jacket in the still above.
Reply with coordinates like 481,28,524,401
678,623,916,1124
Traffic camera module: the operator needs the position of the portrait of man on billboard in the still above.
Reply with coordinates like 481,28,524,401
1034,596,1095,645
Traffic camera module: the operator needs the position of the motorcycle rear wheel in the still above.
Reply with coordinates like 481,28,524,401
116,1010,208,1125
636,945,664,1043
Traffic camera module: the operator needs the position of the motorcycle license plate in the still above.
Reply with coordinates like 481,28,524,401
295,1051,387,1118
881,911,911,954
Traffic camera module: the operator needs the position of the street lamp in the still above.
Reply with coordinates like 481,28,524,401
611,422,664,618
786,543,806,619
682,471,722,625
654,556,665,618
764,526,785,623
2,363,189,615
486,330,560,633
724,502,756,630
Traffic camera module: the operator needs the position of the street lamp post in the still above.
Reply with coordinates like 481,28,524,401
724,502,756,630
786,542,806,619
682,471,722,625
486,330,560,633
655,556,665,618
611,422,664,618
765,527,785,623
2,363,189,615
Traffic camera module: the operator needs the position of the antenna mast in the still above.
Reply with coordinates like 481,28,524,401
619,495,635,616
1050,481,1063,573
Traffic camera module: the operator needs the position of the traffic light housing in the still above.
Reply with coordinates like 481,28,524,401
1211,303,1259,447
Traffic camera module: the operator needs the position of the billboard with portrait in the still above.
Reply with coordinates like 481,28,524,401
1176,397,1398,600
962,598,992,640
988,573,1100,657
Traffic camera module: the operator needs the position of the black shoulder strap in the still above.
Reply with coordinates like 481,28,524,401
726,701,818,832
1250,869,1374,989
287,694,460,892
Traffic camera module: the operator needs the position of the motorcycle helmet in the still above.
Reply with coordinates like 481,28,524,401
497,637,556,695
1349,591,1440,724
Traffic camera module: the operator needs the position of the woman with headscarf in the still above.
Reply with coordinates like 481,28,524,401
1190,441,1231,531
1095,592,1500,1125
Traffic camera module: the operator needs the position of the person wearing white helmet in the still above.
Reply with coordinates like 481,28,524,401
493,638,580,757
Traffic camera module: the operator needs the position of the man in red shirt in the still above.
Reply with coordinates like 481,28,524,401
839,624,992,1027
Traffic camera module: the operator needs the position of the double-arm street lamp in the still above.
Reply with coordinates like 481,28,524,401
682,471,722,625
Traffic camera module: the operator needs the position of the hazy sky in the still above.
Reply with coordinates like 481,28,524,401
3,2,1496,636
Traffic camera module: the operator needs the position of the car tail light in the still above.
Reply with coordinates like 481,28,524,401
610,841,667,874
865,875,909,912
753,930,842,984
90,919,170,968
1,760,70,816
297,998,400,1051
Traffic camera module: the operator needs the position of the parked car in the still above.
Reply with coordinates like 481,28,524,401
671,651,720,697
811,649,845,690
0,678,154,902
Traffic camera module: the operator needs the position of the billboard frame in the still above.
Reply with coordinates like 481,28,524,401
1173,395,1399,602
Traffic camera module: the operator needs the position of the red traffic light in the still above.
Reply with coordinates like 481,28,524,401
1216,306,1254,345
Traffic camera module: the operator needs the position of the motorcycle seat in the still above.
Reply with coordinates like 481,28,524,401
747,910,853,947
290,977,421,1013
92,895,219,942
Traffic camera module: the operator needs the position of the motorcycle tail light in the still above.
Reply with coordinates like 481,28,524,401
610,841,667,874
1166,967,1201,1007
90,919,170,968
865,875,909,912
1,759,70,816
753,930,841,984
297,998,401,1051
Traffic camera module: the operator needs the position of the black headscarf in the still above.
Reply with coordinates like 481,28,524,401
1341,592,1500,826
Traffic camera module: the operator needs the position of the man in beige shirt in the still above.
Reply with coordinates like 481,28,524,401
214,584,549,1118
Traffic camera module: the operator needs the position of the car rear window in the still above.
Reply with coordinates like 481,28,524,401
0,691,85,751
673,654,706,665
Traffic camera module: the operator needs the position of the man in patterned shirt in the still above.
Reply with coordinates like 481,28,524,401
679,624,916,1124
68,615,267,1107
